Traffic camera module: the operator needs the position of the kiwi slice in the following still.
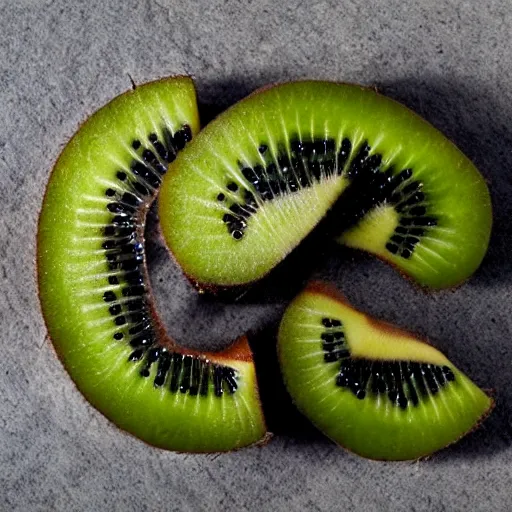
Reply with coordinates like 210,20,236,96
37,77,267,452
277,282,493,460
159,81,491,290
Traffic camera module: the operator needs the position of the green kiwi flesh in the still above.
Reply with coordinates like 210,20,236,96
277,282,493,460
159,81,491,289
37,77,267,452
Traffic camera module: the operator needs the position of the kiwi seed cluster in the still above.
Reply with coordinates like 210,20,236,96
217,137,436,261
320,317,456,409
101,125,238,397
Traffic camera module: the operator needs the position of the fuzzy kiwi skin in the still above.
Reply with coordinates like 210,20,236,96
277,282,494,461
159,80,491,291
37,77,268,452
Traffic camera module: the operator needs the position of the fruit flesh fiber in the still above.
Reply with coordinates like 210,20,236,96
278,283,493,460
37,78,267,452
160,81,491,289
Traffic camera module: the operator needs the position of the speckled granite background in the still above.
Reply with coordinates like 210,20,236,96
1,0,512,510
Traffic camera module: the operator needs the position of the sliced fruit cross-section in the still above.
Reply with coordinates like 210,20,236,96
37,77,267,452
159,81,491,289
277,282,493,460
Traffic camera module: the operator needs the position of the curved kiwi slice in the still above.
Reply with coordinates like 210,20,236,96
159,81,491,289
37,77,267,452
277,282,493,460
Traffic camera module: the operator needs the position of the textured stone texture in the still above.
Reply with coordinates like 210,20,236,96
1,0,512,510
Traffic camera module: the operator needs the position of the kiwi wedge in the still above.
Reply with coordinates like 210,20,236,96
159,81,491,290
277,282,493,460
37,77,267,452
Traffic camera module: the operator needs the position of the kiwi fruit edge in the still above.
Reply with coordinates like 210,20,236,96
277,281,493,461
159,80,492,292
37,77,268,453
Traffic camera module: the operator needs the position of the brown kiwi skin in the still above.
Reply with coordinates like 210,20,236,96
282,281,495,461
36,78,269,452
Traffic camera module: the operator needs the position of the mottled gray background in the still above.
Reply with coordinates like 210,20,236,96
2,0,512,510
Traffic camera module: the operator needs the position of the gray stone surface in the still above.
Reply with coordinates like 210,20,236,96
1,0,512,510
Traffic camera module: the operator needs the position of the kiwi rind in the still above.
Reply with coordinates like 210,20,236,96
159,80,491,290
37,77,268,452
277,282,494,461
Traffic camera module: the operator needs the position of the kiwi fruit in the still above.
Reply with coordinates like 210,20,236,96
159,80,491,290
37,77,267,452
277,282,493,460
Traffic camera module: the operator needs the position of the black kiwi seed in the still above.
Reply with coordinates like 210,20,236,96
122,192,139,206
128,312,146,324
443,366,455,381
401,249,412,259
180,356,193,393
133,181,150,196
386,243,399,255
189,358,202,396
152,139,169,161
122,285,145,297
142,149,166,174
126,298,144,312
336,138,352,173
422,364,440,394
154,351,171,387
405,236,419,245
139,347,161,378
433,365,446,385
129,333,154,348
102,240,116,250
200,364,211,396
213,365,224,397
324,351,341,363
229,203,244,216
169,354,183,393
223,368,238,394
114,316,126,326
402,181,420,195
109,304,122,316
409,206,427,216
103,291,117,302
290,139,305,154
128,348,145,362
173,125,192,150
129,322,150,335
182,125,193,142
